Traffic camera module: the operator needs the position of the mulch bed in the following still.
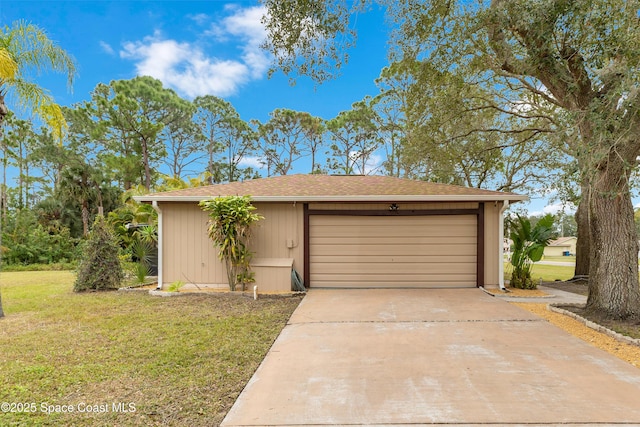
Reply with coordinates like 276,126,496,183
544,279,640,340
560,305,640,340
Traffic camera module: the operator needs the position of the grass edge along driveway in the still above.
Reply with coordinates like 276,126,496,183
0,271,303,427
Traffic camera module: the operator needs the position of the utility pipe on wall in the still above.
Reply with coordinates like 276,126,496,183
498,200,509,290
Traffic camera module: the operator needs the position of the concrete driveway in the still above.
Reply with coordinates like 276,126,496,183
222,289,640,426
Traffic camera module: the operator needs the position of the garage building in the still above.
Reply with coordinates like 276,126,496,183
135,174,527,291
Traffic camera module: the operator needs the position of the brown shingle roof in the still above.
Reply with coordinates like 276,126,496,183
548,237,577,247
135,174,527,202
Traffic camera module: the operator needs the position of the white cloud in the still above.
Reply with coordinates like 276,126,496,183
121,34,249,97
238,156,266,170
188,13,209,26
119,6,269,98
529,202,576,217
100,41,115,55
209,5,269,79
348,151,384,175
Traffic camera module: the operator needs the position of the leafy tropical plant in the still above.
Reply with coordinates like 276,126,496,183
199,196,262,291
168,280,185,292
130,239,154,283
509,214,555,289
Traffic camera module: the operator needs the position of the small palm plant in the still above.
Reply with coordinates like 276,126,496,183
131,224,158,283
509,214,555,289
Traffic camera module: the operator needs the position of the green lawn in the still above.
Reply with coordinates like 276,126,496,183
504,262,575,282
0,271,303,426
541,255,576,263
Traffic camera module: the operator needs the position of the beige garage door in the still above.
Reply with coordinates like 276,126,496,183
309,215,477,288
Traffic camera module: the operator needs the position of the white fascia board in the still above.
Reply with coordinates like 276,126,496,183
134,194,529,203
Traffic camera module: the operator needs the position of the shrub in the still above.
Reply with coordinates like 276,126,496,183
199,196,262,291
1,210,79,265
509,214,555,289
74,216,124,292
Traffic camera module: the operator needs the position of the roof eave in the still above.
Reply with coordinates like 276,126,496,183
133,194,529,203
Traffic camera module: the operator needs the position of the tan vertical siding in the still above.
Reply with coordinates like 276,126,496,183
161,202,224,287
159,201,304,290
545,246,569,257
251,202,304,272
483,202,500,287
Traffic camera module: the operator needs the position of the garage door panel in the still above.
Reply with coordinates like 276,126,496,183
311,255,477,264
311,273,477,288
310,235,476,246
311,216,476,226
311,243,476,257
312,225,476,238
310,273,477,282
309,215,478,288
313,262,476,275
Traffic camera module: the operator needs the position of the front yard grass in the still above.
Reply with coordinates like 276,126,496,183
541,255,576,262
0,271,303,426
504,262,575,283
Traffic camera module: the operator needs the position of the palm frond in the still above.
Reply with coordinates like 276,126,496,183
0,20,77,141
2,20,76,88
0,48,18,80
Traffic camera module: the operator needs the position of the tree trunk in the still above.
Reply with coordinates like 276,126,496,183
0,108,5,318
141,138,152,191
0,94,8,128
573,184,590,279
587,174,640,320
2,142,7,221
82,201,90,237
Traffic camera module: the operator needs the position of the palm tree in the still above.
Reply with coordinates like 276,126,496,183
0,20,76,318
0,20,76,139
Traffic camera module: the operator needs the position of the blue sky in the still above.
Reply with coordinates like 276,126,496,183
2,0,558,215
2,1,389,120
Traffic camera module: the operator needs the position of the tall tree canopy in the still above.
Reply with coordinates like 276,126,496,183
194,95,257,183
254,109,321,176
261,0,640,319
79,77,192,191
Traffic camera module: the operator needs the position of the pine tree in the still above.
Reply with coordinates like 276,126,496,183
74,216,123,292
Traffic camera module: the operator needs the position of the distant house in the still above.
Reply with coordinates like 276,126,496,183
503,238,513,253
544,237,577,257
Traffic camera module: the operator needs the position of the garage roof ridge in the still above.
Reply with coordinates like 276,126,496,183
133,174,528,203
